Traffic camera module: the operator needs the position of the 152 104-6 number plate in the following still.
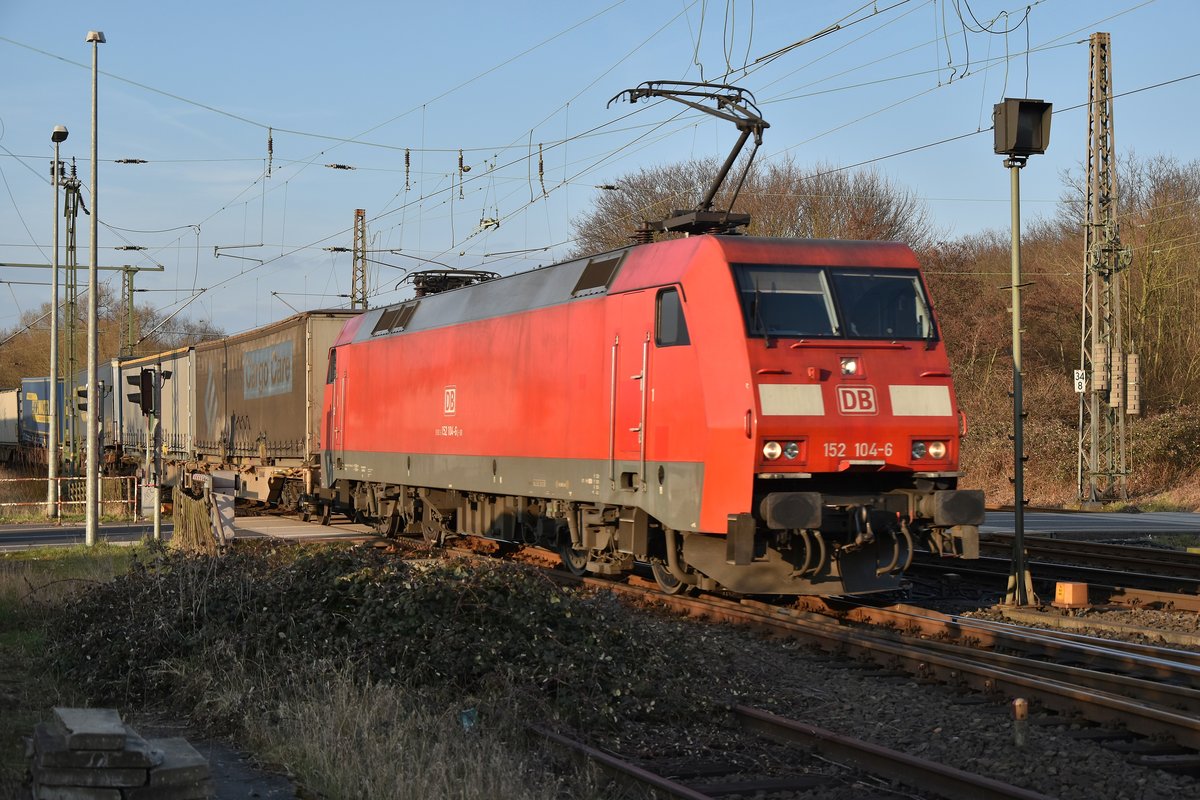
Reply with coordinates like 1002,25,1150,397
822,442,894,458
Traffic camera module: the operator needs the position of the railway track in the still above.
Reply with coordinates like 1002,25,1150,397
534,707,1058,800
982,532,1200,579
912,553,1200,611
546,567,1200,758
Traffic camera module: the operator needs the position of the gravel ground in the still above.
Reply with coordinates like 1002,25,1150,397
603,598,1199,800
966,603,1200,642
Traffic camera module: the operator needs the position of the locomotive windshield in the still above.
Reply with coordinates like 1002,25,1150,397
733,264,937,340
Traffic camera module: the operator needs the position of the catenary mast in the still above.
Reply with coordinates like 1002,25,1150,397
1078,32,1138,504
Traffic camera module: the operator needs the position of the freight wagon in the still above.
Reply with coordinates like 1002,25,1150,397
0,388,18,464
116,346,195,465
192,310,359,505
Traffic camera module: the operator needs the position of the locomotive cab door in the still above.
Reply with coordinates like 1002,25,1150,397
324,347,345,483
608,291,652,491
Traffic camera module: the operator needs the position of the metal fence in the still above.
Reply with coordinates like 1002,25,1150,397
0,476,137,519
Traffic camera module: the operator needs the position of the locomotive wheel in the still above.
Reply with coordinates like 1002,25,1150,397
650,560,689,595
558,545,589,576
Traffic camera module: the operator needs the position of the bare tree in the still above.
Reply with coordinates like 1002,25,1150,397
570,157,939,256
0,286,223,389
1058,151,1200,412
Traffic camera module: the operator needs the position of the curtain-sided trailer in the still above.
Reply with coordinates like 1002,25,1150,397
0,388,18,464
12,365,119,471
191,310,358,505
115,346,196,481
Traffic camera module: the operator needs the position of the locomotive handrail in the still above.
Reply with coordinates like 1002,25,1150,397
608,336,618,489
639,335,650,488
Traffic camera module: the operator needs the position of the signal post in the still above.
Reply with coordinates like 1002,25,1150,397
993,98,1052,606
127,367,170,540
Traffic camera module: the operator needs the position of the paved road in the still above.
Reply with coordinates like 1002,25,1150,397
0,515,373,551
0,521,169,551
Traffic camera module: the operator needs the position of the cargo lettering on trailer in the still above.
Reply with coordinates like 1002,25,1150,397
25,393,50,424
244,341,294,399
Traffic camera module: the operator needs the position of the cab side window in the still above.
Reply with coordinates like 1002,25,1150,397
655,288,690,347
326,349,337,384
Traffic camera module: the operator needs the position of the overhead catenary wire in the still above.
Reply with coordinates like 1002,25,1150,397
0,3,636,153
0,0,1188,334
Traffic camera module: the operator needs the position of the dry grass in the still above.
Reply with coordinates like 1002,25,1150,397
239,668,622,800
0,544,133,610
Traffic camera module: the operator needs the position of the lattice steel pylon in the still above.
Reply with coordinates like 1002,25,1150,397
1077,32,1134,503
350,208,368,310
62,162,83,476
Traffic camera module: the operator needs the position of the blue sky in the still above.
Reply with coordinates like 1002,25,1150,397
1,1,1196,338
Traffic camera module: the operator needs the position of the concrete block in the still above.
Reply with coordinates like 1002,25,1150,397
31,784,122,800
124,779,214,800
34,723,164,769
33,765,147,788
146,738,211,786
50,708,127,751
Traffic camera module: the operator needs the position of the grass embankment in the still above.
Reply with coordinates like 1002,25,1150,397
3,541,726,799
0,545,134,796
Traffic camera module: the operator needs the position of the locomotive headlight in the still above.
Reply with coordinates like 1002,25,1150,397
783,441,799,459
763,441,783,460
911,440,948,460
840,357,859,376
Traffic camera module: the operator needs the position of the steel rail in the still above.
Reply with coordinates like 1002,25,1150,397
910,558,1200,612
777,601,1200,713
529,725,716,800
788,599,1200,681
888,627,1200,713
734,705,1055,800
1099,585,1200,612
594,581,1200,749
949,611,1200,668
982,533,1200,576
919,552,1200,595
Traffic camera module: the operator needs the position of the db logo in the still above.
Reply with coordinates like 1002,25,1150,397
443,386,457,416
836,385,877,415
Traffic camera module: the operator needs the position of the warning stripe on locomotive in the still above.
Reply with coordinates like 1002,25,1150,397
757,383,953,416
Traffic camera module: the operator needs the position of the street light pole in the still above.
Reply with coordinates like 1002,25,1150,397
85,30,105,546
48,125,68,519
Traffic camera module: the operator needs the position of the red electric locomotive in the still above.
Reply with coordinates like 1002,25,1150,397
318,234,982,595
